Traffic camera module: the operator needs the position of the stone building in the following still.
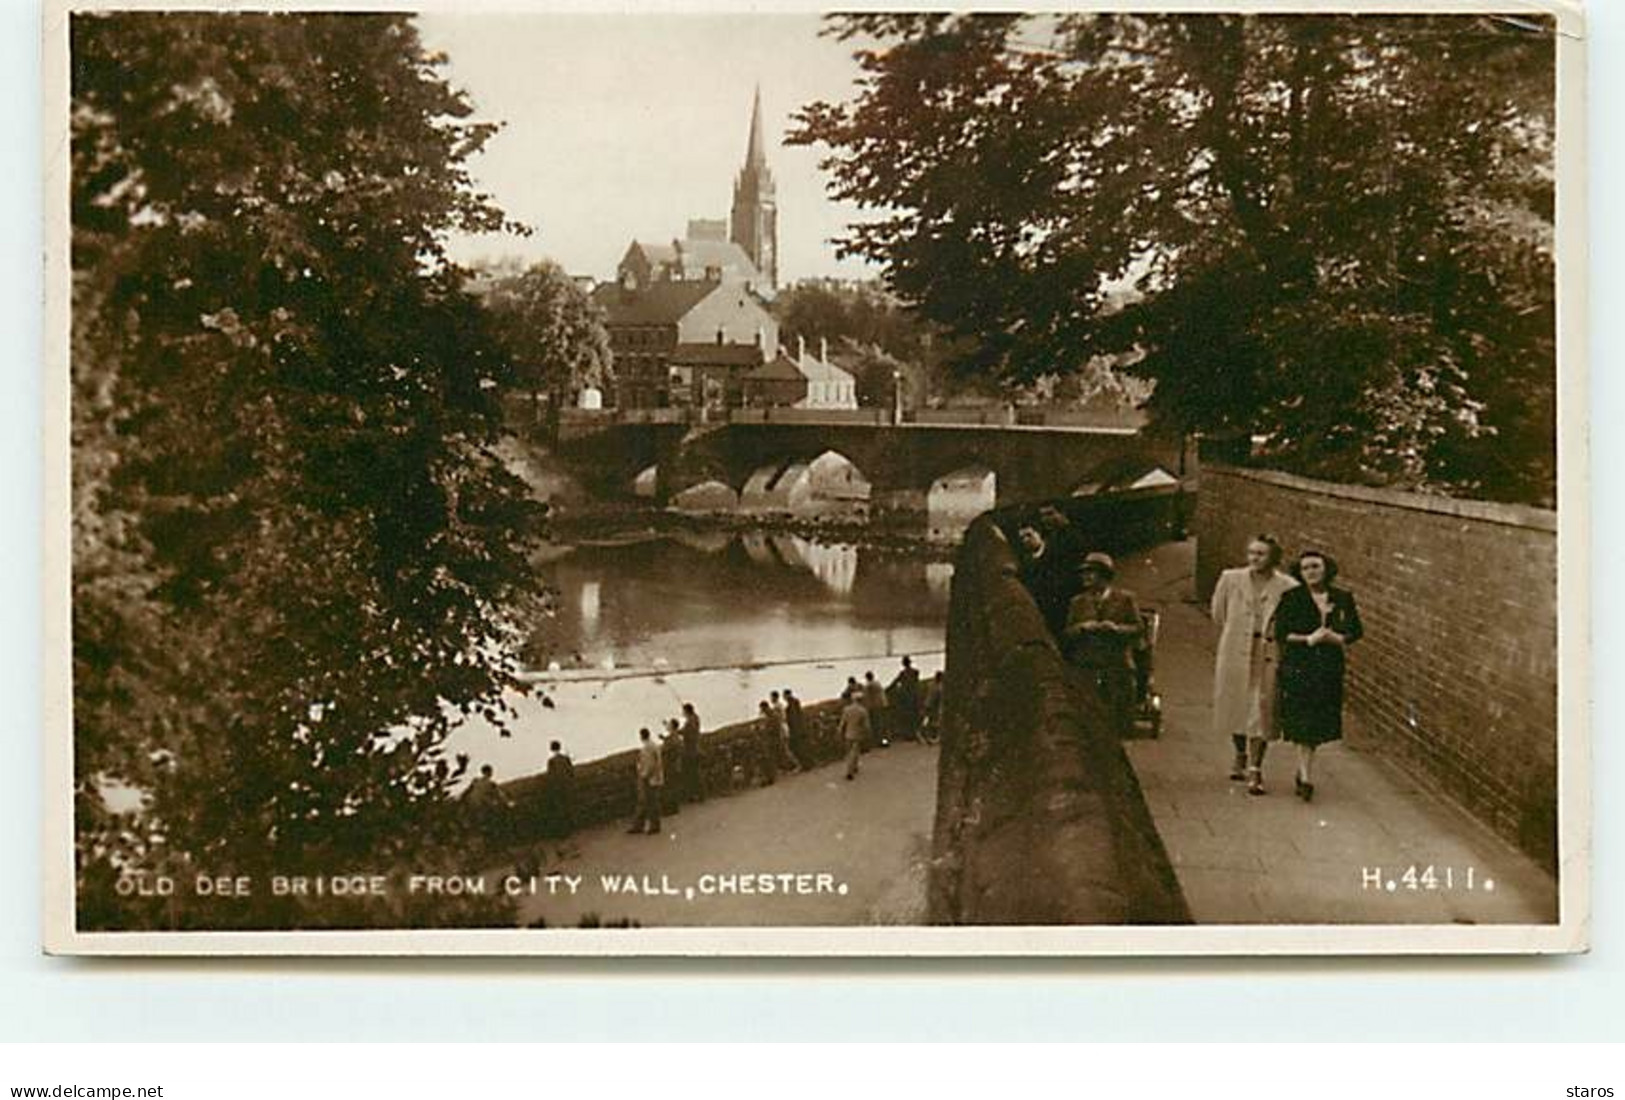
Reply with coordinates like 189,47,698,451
616,236,764,293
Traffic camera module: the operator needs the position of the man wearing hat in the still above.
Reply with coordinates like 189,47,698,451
1063,552,1143,740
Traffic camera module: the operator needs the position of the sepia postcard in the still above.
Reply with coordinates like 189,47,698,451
42,0,1589,955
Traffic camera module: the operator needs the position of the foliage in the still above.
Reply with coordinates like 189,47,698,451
772,280,985,405
790,14,1556,503
774,280,926,363
474,258,613,400
71,11,546,927
830,339,921,410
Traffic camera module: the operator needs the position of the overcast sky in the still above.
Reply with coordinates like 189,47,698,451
415,13,884,283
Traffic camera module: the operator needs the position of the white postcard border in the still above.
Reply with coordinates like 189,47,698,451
40,0,1591,958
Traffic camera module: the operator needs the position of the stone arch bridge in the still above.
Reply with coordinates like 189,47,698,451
550,416,1190,517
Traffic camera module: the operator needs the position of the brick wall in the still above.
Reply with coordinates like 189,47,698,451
1196,464,1558,869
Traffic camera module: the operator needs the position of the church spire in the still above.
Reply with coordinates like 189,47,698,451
745,83,766,169
731,84,778,290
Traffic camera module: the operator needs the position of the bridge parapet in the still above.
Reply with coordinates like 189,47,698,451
523,396,1193,512
928,494,1190,925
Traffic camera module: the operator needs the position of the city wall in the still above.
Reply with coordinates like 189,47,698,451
1195,464,1559,870
928,493,1190,925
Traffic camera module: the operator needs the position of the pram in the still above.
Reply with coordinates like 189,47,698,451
1129,607,1163,738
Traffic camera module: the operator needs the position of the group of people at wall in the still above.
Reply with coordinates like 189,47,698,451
463,654,952,850
630,657,946,832
632,688,813,837
627,701,705,835
461,738,578,851
836,657,945,781
1012,508,1363,801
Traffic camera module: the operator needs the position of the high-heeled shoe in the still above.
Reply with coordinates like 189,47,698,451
1294,777,1315,802
1246,769,1266,796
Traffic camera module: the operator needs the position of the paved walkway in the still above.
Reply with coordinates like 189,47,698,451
1118,540,1558,924
503,741,939,928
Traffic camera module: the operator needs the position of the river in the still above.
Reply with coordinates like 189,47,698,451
441,529,952,781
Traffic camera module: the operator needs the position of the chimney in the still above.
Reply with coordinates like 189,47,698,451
754,326,763,348
797,335,806,361
819,336,828,363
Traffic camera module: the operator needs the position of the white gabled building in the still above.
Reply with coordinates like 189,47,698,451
792,336,858,410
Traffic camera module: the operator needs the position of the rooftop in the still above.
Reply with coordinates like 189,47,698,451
591,280,720,326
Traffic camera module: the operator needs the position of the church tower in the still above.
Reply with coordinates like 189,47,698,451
730,86,778,291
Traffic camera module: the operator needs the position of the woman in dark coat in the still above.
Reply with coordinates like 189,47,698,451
1273,550,1363,802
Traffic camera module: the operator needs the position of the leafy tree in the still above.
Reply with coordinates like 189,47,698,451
474,258,613,406
790,14,1555,503
773,280,978,406
775,280,917,361
71,12,545,927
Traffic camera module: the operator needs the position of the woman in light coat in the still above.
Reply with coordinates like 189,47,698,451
1210,535,1297,795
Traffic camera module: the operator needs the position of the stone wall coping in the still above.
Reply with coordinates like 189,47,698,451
1204,463,1557,533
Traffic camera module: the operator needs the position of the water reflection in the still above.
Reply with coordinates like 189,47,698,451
671,529,733,554
445,530,953,778
740,531,776,567
771,535,858,595
525,531,949,675
579,579,601,634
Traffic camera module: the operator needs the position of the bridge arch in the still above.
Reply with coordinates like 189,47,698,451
804,449,873,508
926,458,1000,535
740,449,872,516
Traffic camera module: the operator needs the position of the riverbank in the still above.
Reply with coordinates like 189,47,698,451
445,651,945,785
545,500,965,559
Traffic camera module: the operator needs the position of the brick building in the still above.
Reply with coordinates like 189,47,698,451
592,279,778,409
669,341,764,413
